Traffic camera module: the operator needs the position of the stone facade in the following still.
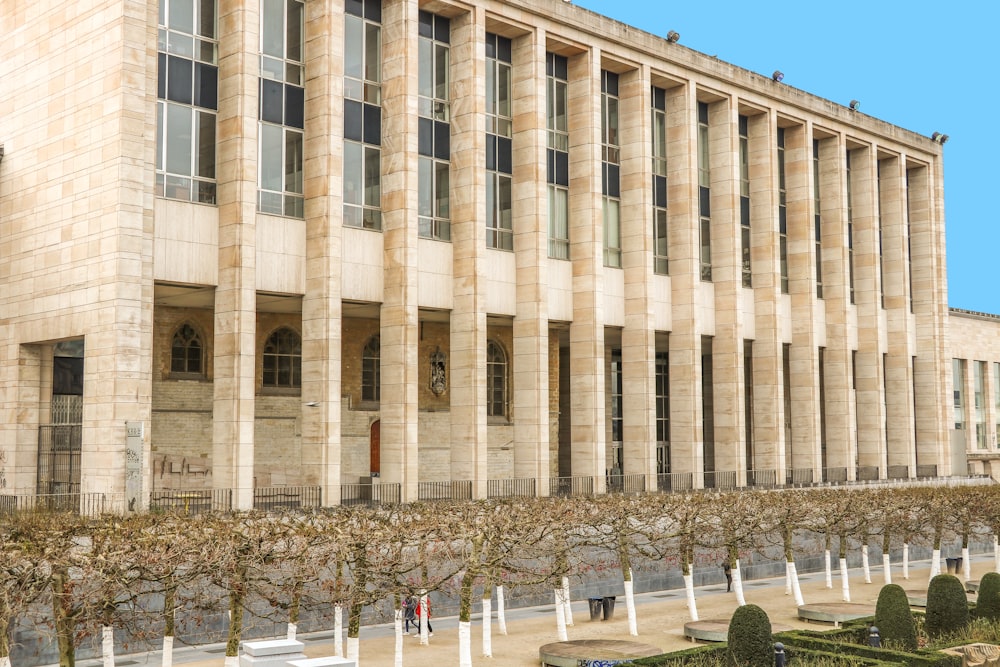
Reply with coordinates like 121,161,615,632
0,0,987,508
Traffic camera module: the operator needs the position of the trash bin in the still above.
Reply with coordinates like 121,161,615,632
601,596,616,621
954,557,964,574
946,557,958,574
588,597,603,621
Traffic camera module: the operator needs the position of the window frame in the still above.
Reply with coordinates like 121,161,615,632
261,327,302,391
169,323,206,378
486,340,509,420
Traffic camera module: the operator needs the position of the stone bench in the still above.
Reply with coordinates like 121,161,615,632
240,640,306,667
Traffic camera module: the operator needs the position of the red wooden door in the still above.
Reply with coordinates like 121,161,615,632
370,420,380,475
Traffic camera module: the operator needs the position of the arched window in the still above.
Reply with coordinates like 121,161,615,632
362,335,380,401
486,340,508,418
262,327,301,388
170,324,203,375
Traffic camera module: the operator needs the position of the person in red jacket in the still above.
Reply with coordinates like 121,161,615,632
415,596,433,637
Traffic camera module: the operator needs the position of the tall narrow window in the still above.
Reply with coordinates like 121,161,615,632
651,86,668,275
743,339,753,471
361,335,380,401
157,0,218,204
975,360,987,449
905,171,914,313
846,150,856,303
783,344,792,469
343,0,382,230
877,161,885,308
819,347,828,470
953,359,966,431
813,139,823,298
994,362,1000,448
546,53,569,259
701,336,715,483
259,0,304,217
486,33,513,250
602,71,621,268
418,11,451,240
610,349,623,472
263,328,302,389
486,340,508,418
170,324,204,375
739,115,751,287
655,350,670,473
777,128,788,293
697,102,712,281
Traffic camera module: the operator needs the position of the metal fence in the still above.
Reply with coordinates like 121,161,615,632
0,492,122,516
747,469,778,488
786,468,814,486
703,470,737,490
549,476,593,497
656,472,693,492
486,477,536,498
916,464,939,478
605,473,646,494
824,467,851,483
855,466,879,482
149,489,233,515
340,483,400,507
253,486,321,511
418,480,473,502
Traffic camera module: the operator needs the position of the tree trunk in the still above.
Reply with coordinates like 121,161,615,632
288,579,302,640
162,580,176,667
418,593,430,645
458,565,475,661
0,615,11,667
824,550,833,589
994,534,1000,573
0,655,10,667
334,605,343,656
903,542,910,579
786,561,804,606
682,565,698,622
561,576,573,626
481,589,492,657
161,637,174,667
102,625,115,667
458,621,472,667
496,585,507,635
962,546,971,581
862,547,871,584
882,553,892,586
732,559,746,607
52,568,76,667
839,558,851,602
393,607,403,667
624,575,637,636
226,583,245,658
930,548,942,580
346,637,359,664
553,588,568,641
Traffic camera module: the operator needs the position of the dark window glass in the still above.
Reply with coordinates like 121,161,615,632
362,102,381,144
555,151,568,186
345,0,363,17
262,328,302,388
654,175,667,207
285,84,304,128
418,117,433,156
699,186,711,217
344,99,363,141
194,62,218,109
434,14,449,42
364,0,381,22
434,120,450,160
260,79,284,123
158,52,167,99
167,56,193,104
486,135,496,171
497,136,512,174
171,324,203,375
605,164,620,198
418,10,433,37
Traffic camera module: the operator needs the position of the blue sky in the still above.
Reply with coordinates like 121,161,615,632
574,0,997,314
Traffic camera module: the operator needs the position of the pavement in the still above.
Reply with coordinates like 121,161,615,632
68,553,994,667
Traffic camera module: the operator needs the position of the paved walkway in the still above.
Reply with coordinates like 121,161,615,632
70,554,993,667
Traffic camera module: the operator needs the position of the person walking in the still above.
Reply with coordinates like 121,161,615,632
722,561,733,593
402,594,417,635
415,596,433,637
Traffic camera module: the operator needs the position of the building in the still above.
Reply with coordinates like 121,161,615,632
0,0,995,511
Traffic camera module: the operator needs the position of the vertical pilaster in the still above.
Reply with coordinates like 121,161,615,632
750,110,783,474
668,83,701,484
567,48,604,487
380,0,420,502
301,0,343,505
620,65,656,484
852,144,886,474
785,122,822,476
214,0,259,509
708,97,743,482
449,7,487,497
512,28,550,489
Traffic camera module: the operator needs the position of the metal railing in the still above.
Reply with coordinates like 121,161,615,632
606,474,646,495
916,464,938,478
253,486,321,511
856,466,879,482
824,467,850,483
487,477,536,498
418,480,473,502
747,469,778,488
340,483,400,507
549,476,593,497
886,465,910,480
656,472,693,492
786,468,814,486
0,492,122,516
703,470,737,490
149,489,233,515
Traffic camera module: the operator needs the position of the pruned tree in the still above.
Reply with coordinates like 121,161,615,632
701,490,767,607
760,489,812,606
0,512,52,667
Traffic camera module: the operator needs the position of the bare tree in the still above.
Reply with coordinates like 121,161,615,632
760,489,812,606
0,513,52,667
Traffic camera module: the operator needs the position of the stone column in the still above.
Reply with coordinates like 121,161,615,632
818,134,855,474
213,0,260,510
908,156,950,473
851,144,886,475
301,0,343,505
449,7,488,497
749,110,783,475
380,0,420,502
620,65,657,485
708,97,744,483
668,84,701,486
879,154,916,473
512,27,550,491
567,48,605,488
1,345,42,494
785,123,822,477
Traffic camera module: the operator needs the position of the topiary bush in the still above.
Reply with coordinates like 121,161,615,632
726,603,772,666
976,571,1000,621
925,573,969,637
874,583,916,650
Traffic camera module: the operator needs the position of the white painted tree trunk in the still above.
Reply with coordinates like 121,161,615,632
862,548,871,584
824,550,833,588
903,543,910,579
161,635,174,667
554,588,568,641
787,561,804,606
785,566,792,595
418,593,430,645
481,596,492,657
0,655,11,667
561,576,573,626
286,622,297,641
683,569,699,621
346,637,359,665
963,547,971,581
839,557,851,602
994,535,1000,572
102,625,115,667
224,657,239,667
334,605,344,656
733,560,746,607
458,620,472,667
883,553,892,585
497,585,508,635
930,548,942,580
624,576,637,636
393,611,403,667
